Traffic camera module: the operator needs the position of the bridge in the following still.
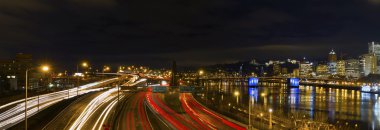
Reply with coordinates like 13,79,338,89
198,76,362,90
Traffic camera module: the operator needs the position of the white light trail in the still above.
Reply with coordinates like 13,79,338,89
0,78,118,129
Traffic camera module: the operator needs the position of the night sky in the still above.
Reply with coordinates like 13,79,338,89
1,0,380,68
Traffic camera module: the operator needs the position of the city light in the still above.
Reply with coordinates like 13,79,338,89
82,62,88,67
199,70,204,75
248,77,259,87
234,91,240,96
0,2,378,129
41,65,50,72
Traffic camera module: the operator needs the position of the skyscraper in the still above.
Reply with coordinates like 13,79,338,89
368,41,380,73
345,59,360,79
299,57,313,78
336,60,346,76
360,53,377,76
328,50,337,75
328,49,337,62
316,64,328,76
272,63,281,76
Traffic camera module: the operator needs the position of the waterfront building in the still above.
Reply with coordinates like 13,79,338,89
273,63,281,76
281,68,288,75
316,64,328,76
345,59,360,79
293,69,299,77
360,53,377,76
368,41,380,74
299,58,313,78
336,60,346,76
328,50,337,75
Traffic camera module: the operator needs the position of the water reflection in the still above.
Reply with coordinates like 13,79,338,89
198,80,380,129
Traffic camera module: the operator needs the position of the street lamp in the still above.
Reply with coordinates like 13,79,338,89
82,62,88,68
76,62,89,95
25,65,50,130
199,70,204,75
234,91,240,103
101,66,110,84
269,108,273,129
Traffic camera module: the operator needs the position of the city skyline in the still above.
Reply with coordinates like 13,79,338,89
2,1,380,130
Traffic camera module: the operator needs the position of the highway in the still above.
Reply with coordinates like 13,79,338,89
146,91,204,130
144,88,247,130
180,93,246,130
0,78,119,129
1,75,251,130
42,90,105,129
68,87,126,130
114,92,155,130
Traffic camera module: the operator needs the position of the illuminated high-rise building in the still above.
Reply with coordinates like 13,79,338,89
299,57,313,78
272,63,281,76
345,59,360,79
368,41,380,73
316,64,328,76
360,53,377,76
328,50,337,75
336,60,346,76
328,49,337,62
293,69,299,77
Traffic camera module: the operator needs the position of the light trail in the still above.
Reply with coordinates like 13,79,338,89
0,78,118,129
145,92,202,130
69,88,118,130
146,92,186,129
180,93,246,130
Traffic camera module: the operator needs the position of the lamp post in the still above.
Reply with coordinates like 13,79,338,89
25,65,49,130
260,113,264,128
269,108,273,129
103,66,110,80
103,66,110,89
198,70,204,86
234,91,240,103
76,62,88,96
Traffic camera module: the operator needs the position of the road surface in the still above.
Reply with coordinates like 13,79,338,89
0,78,118,129
180,93,246,130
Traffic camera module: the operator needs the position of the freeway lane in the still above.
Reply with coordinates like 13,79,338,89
42,91,104,129
68,87,126,130
180,93,246,130
146,91,202,130
0,78,118,129
113,92,156,130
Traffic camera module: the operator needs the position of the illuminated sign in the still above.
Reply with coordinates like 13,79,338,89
248,77,259,87
287,78,300,87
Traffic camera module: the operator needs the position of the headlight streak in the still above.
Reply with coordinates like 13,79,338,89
0,78,118,129
69,88,117,130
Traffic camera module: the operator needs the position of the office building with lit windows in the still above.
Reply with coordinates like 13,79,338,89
345,59,360,79
368,41,380,74
328,50,337,75
360,53,377,76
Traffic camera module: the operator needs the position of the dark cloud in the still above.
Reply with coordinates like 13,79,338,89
0,0,378,68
